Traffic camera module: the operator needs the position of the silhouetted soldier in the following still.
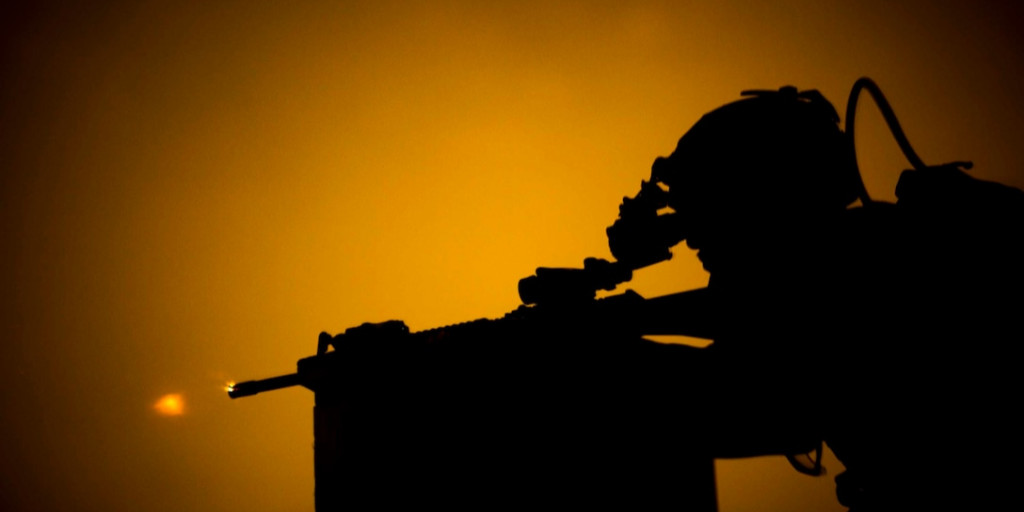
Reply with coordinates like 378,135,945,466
233,80,1021,512
610,83,1023,511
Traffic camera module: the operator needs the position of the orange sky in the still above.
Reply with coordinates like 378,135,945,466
2,1,1023,511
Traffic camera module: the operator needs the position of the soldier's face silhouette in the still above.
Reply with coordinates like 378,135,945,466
656,143,809,274
655,139,763,273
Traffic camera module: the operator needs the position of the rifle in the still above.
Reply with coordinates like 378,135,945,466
227,257,714,399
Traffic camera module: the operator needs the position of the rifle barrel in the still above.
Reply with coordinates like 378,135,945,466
228,373,302,399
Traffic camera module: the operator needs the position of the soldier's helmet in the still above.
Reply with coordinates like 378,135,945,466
653,86,860,217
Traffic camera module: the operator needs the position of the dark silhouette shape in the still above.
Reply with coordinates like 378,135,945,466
233,281,720,509
230,78,1023,511
622,79,1023,510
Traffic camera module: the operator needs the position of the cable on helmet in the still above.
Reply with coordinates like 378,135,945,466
844,77,973,205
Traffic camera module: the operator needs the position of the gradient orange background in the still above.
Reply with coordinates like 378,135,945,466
2,1,1022,511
